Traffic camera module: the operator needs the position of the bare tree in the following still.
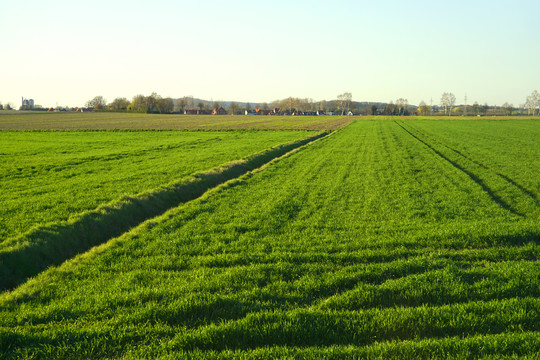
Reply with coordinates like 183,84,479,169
184,96,194,110
502,102,514,116
396,98,408,115
337,92,352,115
86,96,107,110
440,92,456,115
176,98,186,112
525,90,539,115
229,102,239,115
280,97,298,114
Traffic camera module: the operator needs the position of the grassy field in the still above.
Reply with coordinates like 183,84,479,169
0,118,538,358
0,130,315,242
0,112,351,130
0,129,327,290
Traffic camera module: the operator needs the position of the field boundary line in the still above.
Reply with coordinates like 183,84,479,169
0,130,333,292
393,121,525,217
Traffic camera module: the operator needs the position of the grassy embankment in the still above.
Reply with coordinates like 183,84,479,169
1,119,538,358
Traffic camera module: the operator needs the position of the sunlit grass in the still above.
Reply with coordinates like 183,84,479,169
0,119,538,358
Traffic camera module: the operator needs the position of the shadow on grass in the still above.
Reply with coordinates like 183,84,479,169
0,131,329,291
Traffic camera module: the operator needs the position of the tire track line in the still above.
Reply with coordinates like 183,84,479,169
403,122,539,205
393,121,525,217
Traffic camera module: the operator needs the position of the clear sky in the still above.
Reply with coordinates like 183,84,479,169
2,0,539,108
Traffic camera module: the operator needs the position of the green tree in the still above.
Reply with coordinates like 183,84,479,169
129,95,146,112
156,97,174,114
109,97,130,111
145,92,159,113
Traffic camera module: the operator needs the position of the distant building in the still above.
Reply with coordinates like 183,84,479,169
212,106,227,115
21,97,34,109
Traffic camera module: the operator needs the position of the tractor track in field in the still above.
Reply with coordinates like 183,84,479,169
0,130,333,292
394,121,526,218
400,121,540,205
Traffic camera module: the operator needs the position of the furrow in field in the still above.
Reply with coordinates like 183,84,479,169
0,131,331,292
393,120,526,217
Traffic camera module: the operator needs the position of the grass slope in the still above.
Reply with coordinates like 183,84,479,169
1,120,538,358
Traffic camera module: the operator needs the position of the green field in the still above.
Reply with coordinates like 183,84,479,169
0,130,315,242
1,117,539,358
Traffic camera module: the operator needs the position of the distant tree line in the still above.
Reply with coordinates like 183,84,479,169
9,90,539,116
86,93,175,114
83,92,360,115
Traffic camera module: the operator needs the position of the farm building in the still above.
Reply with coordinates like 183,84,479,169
212,106,227,115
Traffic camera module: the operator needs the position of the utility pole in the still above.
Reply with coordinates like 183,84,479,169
464,94,468,116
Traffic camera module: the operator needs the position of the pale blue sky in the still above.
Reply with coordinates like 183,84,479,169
1,0,539,108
